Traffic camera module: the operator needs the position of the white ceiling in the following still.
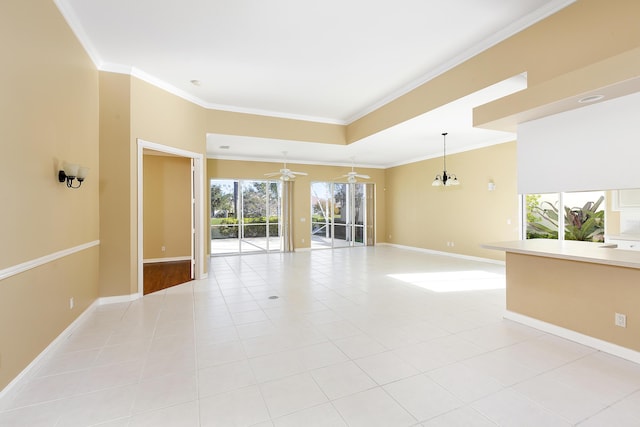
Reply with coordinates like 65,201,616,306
209,74,527,168
56,0,575,167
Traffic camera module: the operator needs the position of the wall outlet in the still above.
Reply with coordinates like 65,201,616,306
615,312,626,328
69,297,74,310
161,246,166,252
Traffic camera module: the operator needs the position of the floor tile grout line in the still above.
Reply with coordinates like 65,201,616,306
5,248,640,426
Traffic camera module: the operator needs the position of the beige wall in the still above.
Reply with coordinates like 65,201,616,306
3,0,640,393
131,78,209,155
208,159,386,249
99,72,132,297
507,253,640,352
0,248,99,391
349,0,640,142
98,75,210,296
206,110,345,145
0,0,100,390
385,142,519,260
143,155,192,259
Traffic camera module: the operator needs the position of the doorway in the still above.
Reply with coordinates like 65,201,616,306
210,179,282,255
137,140,204,296
311,181,374,249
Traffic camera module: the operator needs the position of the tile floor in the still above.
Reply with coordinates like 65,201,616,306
2,246,640,426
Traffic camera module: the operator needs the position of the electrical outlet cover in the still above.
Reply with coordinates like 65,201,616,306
615,313,626,328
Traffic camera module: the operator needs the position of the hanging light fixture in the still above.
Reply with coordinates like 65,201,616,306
432,132,460,187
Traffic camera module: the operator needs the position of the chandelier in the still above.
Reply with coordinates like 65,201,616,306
432,132,460,187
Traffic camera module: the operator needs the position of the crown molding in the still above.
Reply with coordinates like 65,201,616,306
56,0,574,126
344,0,576,124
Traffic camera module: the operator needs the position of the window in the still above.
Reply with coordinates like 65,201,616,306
524,191,605,242
525,193,559,239
210,179,281,254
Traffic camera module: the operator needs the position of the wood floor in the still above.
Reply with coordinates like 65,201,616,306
143,260,191,294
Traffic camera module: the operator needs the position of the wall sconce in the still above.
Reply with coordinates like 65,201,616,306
58,162,89,189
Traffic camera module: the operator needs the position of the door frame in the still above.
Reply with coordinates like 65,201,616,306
210,178,282,255
137,139,205,296
310,181,374,249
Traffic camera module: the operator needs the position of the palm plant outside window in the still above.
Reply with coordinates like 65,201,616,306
525,191,605,242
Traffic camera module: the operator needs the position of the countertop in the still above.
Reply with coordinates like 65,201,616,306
482,239,640,269
606,234,640,241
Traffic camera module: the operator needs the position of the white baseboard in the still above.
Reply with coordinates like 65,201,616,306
380,243,505,266
98,293,141,305
0,300,98,399
143,256,192,264
504,310,640,364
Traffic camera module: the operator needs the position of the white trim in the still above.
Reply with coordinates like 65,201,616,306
143,256,192,264
0,300,98,398
519,194,526,241
380,243,505,266
139,139,204,160
344,0,576,123
379,139,516,169
294,247,312,252
100,66,344,125
138,139,206,297
206,136,516,170
191,159,195,280
137,142,144,295
558,192,565,240
98,294,141,305
504,310,640,365
206,153,386,170
0,241,100,281
53,0,103,68
193,157,205,281
55,0,574,126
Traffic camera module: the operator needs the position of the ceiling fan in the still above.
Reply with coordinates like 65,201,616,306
265,152,308,181
337,159,370,183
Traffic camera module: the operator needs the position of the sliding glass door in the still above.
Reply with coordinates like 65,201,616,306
211,179,281,255
332,183,350,248
311,181,373,249
210,180,239,254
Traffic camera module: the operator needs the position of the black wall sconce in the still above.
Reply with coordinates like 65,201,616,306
58,162,89,189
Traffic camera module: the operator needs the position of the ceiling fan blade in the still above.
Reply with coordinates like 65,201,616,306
266,157,308,180
356,174,370,179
